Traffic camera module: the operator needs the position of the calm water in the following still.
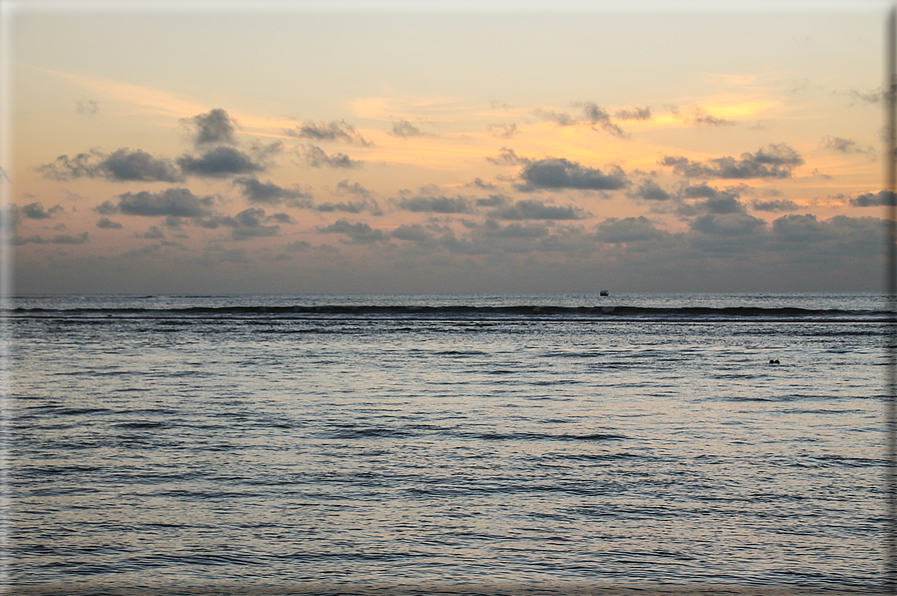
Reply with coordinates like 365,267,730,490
6,293,891,594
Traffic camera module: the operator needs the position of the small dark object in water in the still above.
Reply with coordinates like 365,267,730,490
768,359,780,365
600,290,609,296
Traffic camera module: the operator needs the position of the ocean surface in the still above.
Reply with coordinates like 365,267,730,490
5,292,892,595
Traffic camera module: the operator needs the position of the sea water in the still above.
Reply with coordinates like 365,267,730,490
5,293,891,594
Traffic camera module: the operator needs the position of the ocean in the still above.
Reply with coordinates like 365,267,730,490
5,292,892,595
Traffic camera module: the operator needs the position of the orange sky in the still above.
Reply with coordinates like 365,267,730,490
2,0,892,294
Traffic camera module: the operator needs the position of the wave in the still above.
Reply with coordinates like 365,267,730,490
6,303,890,321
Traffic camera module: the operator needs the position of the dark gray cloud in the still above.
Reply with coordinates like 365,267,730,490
491,199,587,220
850,190,890,207
315,201,370,214
751,199,800,212
629,180,671,201
614,107,651,121
16,232,89,245
140,226,165,239
268,212,296,224
397,196,473,214
823,215,884,254
476,194,509,207
336,180,371,198
95,200,118,215
391,223,437,244
318,219,388,244
517,158,629,191
483,221,549,239
188,108,236,146
661,144,804,179
177,147,264,178
595,216,667,243
21,202,63,219
771,214,832,243
112,188,216,218
470,178,497,190
234,177,313,207
303,145,362,169
487,147,528,166
679,184,745,215
767,214,884,257
38,149,183,182
285,120,370,145
224,207,281,240
96,217,123,229
391,120,423,137
104,149,184,182
690,212,766,236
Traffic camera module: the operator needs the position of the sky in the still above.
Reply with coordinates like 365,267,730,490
1,0,893,295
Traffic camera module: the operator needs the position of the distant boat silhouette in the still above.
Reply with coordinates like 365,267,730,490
600,290,609,296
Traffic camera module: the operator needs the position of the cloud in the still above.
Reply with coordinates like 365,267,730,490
661,144,804,179
680,184,745,214
849,190,890,207
303,145,362,169
579,102,625,136
96,217,123,229
595,216,667,243
224,207,281,240
391,223,437,244
489,123,518,139
537,109,577,126
629,180,671,202
476,194,509,207
187,108,236,146
16,232,90,245
234,176,313,207
470,178,497,190
285,120,370,145
177,147,264,178
846,88,883,105
140,226,165,239
318,219,388,244
487,147,528,166
538,103,625,136
517,158,629,191
21,202,63,219
391,120,423,137
490,199,588,220
821,136,876,157
770,214,832,243
751,199,800,212
690,212,766,236
483,221,549,239
315,201,370,214
38,149,183,182
691,107,734,126
111,188,216,218
614,107,651,121
76,98,98,115
397,195,473,214
767,214,884,257
267,212,296,224
336,180,371,198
